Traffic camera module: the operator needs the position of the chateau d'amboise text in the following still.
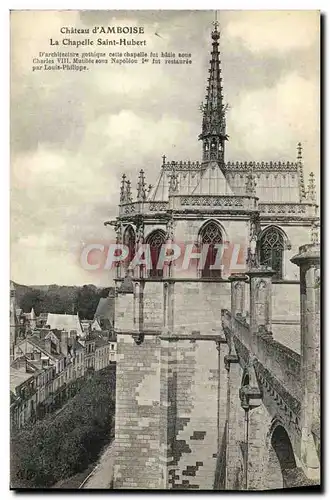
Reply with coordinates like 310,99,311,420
31,25,193,72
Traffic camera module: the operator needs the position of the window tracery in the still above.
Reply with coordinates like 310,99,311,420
199,221,223,278
146,229,166,278
259,227,284,279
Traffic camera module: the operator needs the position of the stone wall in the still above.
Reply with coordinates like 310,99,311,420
172,281,231,335
114,334,162,489
114,279,232,489
163,338,219,489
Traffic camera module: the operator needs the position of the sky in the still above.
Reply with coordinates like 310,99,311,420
10,10,320,286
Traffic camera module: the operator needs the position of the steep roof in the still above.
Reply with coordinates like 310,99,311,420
94,297,114,324
224,162,301,203
192,161,233,195
149,162,202,201
46,313,83,335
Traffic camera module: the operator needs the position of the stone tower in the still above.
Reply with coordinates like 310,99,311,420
291,238,320,479
107,20,318,490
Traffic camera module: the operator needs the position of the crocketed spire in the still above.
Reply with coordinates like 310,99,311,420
199,16,228,165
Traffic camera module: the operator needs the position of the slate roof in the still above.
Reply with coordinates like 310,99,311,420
95,297,114,321
149,160,301,203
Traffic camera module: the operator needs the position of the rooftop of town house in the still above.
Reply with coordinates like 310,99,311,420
46,313,83,336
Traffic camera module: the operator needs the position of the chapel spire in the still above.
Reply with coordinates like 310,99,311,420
297,142,306,201
199,13,228,165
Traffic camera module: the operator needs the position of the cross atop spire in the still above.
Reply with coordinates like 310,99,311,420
212,10,219,31
199,13,228,166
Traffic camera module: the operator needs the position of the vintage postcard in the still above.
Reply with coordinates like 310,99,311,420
10,10,320,490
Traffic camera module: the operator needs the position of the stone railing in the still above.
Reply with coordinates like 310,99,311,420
171,195,257,211
162,160,202,171
162,160,299,172
119,200,169,216
259,203,317,217
148,201,169,212
224,161,298,172
119,199,316,218
255,335,301,401
221,309,302,403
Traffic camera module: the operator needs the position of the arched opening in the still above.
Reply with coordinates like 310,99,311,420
259,226,285,279
145,229,166,278
123,225,136,266
199,220,223,278
266,425,297,489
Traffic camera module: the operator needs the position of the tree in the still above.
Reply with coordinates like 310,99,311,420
75,285,100,319
10,366,116,489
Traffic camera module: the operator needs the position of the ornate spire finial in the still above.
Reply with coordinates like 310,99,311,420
126,179,133,203
297,141,306,200
307,171,316,203
297,142,302,160
199,13,228,165
120,174,126,203
162,154,166,166
212,10,219,33
137,169,146,201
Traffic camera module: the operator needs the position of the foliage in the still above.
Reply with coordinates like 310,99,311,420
10,366,116,489
13,282,114,320
75,285,101,320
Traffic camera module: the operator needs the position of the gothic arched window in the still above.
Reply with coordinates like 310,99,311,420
259,227,284,279
123,225,135,266
199,221,223,278
146,229,166,278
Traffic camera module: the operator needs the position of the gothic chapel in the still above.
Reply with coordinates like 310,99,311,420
106,21,319,490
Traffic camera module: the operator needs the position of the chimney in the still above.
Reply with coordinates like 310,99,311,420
69,331,77,350
60,330,68,356
34,351,41,361
44,338,51,353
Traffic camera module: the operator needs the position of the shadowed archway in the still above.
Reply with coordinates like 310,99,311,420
266,424,297,489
